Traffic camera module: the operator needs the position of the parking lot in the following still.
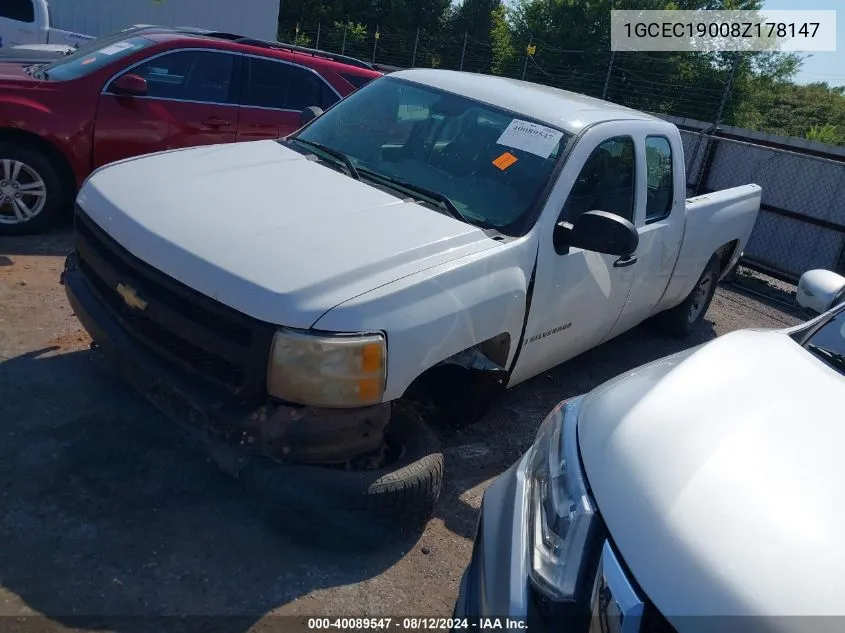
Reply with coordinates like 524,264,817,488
0,229,801,628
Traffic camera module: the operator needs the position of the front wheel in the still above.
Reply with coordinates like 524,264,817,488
0,143,67,236
656,254,721,339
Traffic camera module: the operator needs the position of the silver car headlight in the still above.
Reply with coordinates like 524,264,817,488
266,329,386,408
526,396,596,601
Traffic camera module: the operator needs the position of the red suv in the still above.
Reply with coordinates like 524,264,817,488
0,29,382,235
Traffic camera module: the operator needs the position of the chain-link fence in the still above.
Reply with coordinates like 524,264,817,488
285,22,737,126
681,130,845,283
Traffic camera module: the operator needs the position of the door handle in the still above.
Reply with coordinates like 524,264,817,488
613,255,638,268
202,117,231,128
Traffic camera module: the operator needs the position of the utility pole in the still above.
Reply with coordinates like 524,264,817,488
315,23,321,49
341,20,348,54
459,31,468,71
411,27,420,67
522,35,533,80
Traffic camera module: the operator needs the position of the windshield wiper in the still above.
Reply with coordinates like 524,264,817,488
356,168,469,224
807,343,845,372
286,138,360,180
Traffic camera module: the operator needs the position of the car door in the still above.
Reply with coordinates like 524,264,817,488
0,0,39,47
93,48,240,169
604,131,685,340
509,125,640,386
236,56,340,141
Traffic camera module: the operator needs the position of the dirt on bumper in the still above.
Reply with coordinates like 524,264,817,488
61,253,391,470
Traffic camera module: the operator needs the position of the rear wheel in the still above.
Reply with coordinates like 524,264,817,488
0,143,66,236
656,254,721,339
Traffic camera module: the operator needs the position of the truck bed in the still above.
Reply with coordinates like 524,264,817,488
658,184,762,311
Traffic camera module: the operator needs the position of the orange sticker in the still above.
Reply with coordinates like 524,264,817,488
81,57,97,65
493,152,518,170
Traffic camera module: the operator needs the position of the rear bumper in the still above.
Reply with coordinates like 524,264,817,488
62,253,390,467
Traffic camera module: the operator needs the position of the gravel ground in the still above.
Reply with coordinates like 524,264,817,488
0,229,802,631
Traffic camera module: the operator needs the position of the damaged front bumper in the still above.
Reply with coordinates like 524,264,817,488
62,253,391,471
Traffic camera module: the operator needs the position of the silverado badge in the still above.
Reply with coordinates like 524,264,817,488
116,283,148,312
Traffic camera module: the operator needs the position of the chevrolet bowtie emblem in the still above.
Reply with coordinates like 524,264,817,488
116,282,148,311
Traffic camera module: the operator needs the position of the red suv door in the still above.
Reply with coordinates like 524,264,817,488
92,49,241,168
236,56,341,141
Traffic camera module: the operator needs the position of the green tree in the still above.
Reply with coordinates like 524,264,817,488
490,4,517,76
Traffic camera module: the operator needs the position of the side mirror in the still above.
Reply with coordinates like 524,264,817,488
554,210,639,257
299,106,324,127
796,269,845,316
110,73,148,97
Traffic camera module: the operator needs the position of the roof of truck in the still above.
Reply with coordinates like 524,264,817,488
391,68,665,133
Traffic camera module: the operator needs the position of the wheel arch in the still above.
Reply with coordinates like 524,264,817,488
0,127,78,205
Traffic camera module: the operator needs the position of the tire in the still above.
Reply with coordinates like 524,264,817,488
656,254,721,339
240,409,443,551
0,142,67,236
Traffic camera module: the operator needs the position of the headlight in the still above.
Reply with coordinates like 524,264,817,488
266,329,386,408
526,396,595,601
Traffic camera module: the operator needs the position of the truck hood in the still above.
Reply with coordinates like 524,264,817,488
77,140,496,328
578,329,845,623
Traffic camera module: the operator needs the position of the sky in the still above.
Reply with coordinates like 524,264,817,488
762,0,842,86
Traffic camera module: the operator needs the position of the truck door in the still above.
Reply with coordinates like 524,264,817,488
0,0,41,47
509,124,639,386
604,131,685,340
93,49,241,169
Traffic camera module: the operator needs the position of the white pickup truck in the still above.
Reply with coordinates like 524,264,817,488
0,0,91,50
62,69,761,547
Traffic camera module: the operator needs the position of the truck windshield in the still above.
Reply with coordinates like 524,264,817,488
804,307,845,375
291,76,571,233
41,36,156,81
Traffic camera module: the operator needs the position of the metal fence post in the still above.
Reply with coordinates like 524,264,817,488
690,53,740,195
459,31,468,71
341,21,347,54
315,23,321,50
411,27,419,67
372,26,379,64
602,51,615,99
715,52,740,125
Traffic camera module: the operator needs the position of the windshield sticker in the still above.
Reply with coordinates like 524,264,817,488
81,57,97,66
492,151,518,170
98,41,136,56
496,119,564,158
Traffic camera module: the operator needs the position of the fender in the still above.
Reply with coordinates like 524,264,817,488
0,97,94,186
313,234,538,401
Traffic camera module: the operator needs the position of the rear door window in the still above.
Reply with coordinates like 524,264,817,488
644,136,674,223
241,56,291,109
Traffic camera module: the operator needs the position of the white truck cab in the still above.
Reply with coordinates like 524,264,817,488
0,0,91,49
61,69,762,543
